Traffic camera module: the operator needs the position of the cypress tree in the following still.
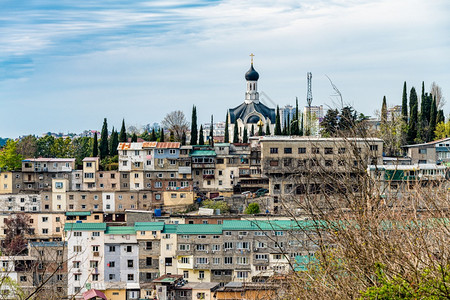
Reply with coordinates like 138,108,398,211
292,97,299,135
209,115,214,146
119,119,127,142
300,114,304,136
110,127,119,156
233,120,239,143
265,123,271,136
401,82,408,123
381,96,387,124
181,132,186,145
160,128,165,142
429,96,437,141
93,133,98,157
190,106,198,145
407,87,418,144
274,106,282,135
169,131,175,142
243,127,248,143
198,125,204,145
250,124,254,137
99,118,109,160
224,112,230,143
437,109,445,124
258,123,263,136
150,128,157,141
131,133,137,142
287,114,291,136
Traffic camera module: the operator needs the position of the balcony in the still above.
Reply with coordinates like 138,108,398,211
192,163,215,169
178,167,192,174
203,174,214,179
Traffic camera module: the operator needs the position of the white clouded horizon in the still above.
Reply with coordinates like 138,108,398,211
0,0,449,137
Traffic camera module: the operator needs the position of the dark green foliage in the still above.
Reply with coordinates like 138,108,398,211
418,92,433,142
407,87,418,144
140,130,150,141
93,133,98,157
209,115,214,145
265,123,271,136
181,132,186,145
282,117,288,136
190,106,198,145
36,135,55,157
381,96,387,124
250,124,254,137
275,105,282,135
245,202,260,214
198,125,204,145
429,96,437,141
300,114,304,136
233,120,239,143
119,119,127,142
224,112,230,143
99,118,109,160
291,97,300,135
150,128,157,141
401,82,408,123
169,131,175,142
338,106,357,132
258,123,263,136
437,109,445,124
73,137,93,166
109,128,119,156
131,133,137,142
321,109,339,137
159,128,165,142
243,127,248,143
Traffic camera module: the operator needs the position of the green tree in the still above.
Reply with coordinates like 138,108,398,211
16,135,37,158
418,93,432,142
51,137,74,157
150,128,157,141
243,127,248,143
245,202,260,214
119,119,127,142
209,115,214,145
250,124,254,137
190,105,198,145
99,118,109,159
181,131,186,145
300,114,304,136
224,112,230,143
93,133,98,157
292,97,300,135
169,131,175,142
275,105,282,135
401,81,408,123
198,125,204,145
36,135,55,157
434,121,450,139
131,133,137,142
73,137,93,166
159,128,165,142
265,123,271,136
0,140,23,171
407,87,418,144
258,123,264,136
381,96,387,124
320,109,339,137
140,130,150,141
233,120,239,143
109,128,119,156
437,109,445,124
429,96,437,141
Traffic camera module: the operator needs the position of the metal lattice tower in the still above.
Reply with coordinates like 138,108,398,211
307,72,313,107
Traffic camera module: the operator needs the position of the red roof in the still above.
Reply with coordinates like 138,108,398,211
83,289,107,300
156,142,180,149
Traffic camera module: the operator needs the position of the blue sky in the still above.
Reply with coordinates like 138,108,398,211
1,0,449,137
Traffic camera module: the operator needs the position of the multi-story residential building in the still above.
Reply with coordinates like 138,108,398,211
403,137,450,165
0,192,40,213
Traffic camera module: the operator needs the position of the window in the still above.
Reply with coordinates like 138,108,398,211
73,261,80,268
196,244,207,251
324,147,333,154
236,271,248,279
370,144,379,151
224,257,233,265
213,257,220,264
196,257,208,264
42,217,48,222
74,274,81,281
127,274,134,281
180,257,189,264
298,147,306,154
109,246,116,252
183,271,189,279
269,160,279,166
154,182,162,188
92,274,99,281
84,173,94,179
126,245,132,252
42,228,48,234
419,148,427,154
109,274,115,280
92,232,100,237
179,244,190,251
270,147,278,154
338,147,346,154
284,147,292,154
128,260,134,267
312,147,320,154
198,271,205,279
237,257,248,265
73,245,82,252
108,261,115,267
90,260,99,268
146,242,153,250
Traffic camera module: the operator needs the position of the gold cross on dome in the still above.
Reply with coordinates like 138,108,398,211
250,53,255,64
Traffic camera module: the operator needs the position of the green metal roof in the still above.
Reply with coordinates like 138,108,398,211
134,222,165,232
162,224,178,233
214,143,230,147
222,220,309,231
64,223,107,231
190,150,216,157
106,226,136,235
65,211,91,216
176,224,222,235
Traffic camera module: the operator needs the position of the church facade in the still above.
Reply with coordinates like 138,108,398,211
227,59,275,142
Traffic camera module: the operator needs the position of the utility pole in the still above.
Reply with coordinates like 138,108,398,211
306,72,313,135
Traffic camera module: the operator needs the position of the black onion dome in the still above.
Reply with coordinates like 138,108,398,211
245,64,259,81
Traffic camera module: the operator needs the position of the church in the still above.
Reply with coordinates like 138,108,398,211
227,56,276,142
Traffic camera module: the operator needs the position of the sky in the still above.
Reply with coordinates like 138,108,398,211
1,0,449,138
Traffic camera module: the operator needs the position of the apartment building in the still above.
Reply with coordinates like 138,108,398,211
403,137,450,164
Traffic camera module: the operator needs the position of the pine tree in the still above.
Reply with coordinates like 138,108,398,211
99,118,109,160
181,132,186,145
131,133,137,142
209,115,214,145
429,96,437,141
160,128,165,142
381,96,387,124
265,123,271,136
198,125,204,145
190,106,198,145
93,133,98,157
109,128,119,156
233,120,239,143
407,87,419,144
282,118,287,136
243,127,248,143
402,82,408,123
119,119,127,142
275,106,282,135
150,128,157,141
224,112,230,143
